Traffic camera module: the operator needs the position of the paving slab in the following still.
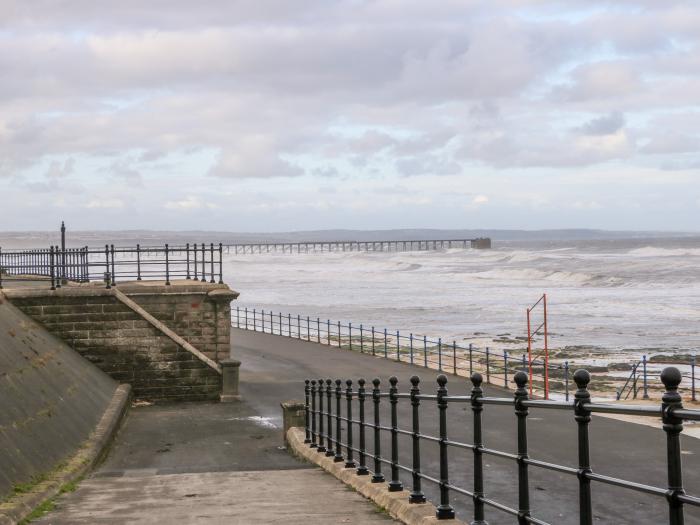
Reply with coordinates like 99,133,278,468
34,469,398,524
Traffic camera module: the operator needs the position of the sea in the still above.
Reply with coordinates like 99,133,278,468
224,237,700,364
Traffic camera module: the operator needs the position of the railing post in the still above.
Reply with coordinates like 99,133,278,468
388,376,403,491
409,376,426,503
310,380,318,448
486,347,491,384
438,337,443,372
470,372,487,525
200,242,206,282
349,322,353,351
642,355,650,399
307,316,310,341
514,372,531,524
453,341,457,375
104,244,110,289
218,242,224,284
297,314,301,338
372,327,376,356
436,374,454,519
165,243,170,286
661,367,686,525
396,330,400,362
209,243,215,283
573,369,593,525
692,355,697,402
337,321,341,347
289,314,292,337
317,378,327,453
410,333,414,365
360,324,364,353
633,363,638,399
504,351,509,389
193,243,198,280
384,328,388,358
334,380,344,463
371,378,385,483
357,378,369,475
304,380,311,444
424,336,428,368
327,319,331,345
345,380,356,468
317,317,321,343
326,379,335,457
137,243,142,280
50,246,56,291
110,244,116,286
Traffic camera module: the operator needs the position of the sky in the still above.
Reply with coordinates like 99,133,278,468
0,1,699,232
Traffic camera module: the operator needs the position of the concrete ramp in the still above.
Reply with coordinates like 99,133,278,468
0,294,119,501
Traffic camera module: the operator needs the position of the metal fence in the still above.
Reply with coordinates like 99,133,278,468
234,306,570,399
302,368,700,524
617,355,697,402
0,243,224,289
235,307,698,401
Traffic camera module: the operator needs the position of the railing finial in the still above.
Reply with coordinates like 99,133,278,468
514,370,528,390
470,371,483,388
661,367,682,394
437,374,447,388
574,369,591,390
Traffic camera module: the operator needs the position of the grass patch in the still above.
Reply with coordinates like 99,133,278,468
19,499,55,524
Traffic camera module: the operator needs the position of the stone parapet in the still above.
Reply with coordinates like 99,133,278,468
4,280,239,402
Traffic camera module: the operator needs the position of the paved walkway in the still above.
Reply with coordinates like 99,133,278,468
232,329,700,525
35,399,397,524
33,328,700,524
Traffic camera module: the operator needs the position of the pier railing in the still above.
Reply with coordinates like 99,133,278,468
234,306,569,399
223,237,491,254
0,243,224,289
302,368,700,524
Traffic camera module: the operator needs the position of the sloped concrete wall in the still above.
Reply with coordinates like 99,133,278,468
0,295,118,500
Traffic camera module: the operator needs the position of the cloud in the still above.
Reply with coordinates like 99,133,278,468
86,198,125,209
0,1,699,230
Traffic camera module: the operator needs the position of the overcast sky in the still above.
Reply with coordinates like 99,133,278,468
1,1,699,232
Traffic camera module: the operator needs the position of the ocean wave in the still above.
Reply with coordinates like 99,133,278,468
628,246,700,257
471,268,624,286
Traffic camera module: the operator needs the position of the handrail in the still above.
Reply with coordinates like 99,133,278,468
0,242,225,290
302,367,699,524
236,306,698,401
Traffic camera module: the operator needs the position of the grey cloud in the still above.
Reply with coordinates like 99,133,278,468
576,112,625,136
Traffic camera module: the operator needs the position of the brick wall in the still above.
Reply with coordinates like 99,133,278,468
5,282,238,402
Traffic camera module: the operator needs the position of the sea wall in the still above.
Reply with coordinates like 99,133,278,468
4,281,238,402
0,295,119,501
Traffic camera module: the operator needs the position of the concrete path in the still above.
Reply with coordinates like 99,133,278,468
35,397,397,524
35,470,396,524
232,328,700,525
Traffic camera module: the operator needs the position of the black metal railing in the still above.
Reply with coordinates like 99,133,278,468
302,368,700,524
617,355,697,402
234,306,567,399
236,307,698,402
0,243,224,290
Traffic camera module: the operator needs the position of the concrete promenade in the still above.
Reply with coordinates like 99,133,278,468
31,328,700,524
34,400,397,524
232,329,700,525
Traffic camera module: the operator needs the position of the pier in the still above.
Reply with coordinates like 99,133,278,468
224,237,491,254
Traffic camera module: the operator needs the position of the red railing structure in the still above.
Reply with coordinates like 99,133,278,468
527,293,549,399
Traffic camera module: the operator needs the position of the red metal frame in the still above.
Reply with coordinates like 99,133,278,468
527,293,549,399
